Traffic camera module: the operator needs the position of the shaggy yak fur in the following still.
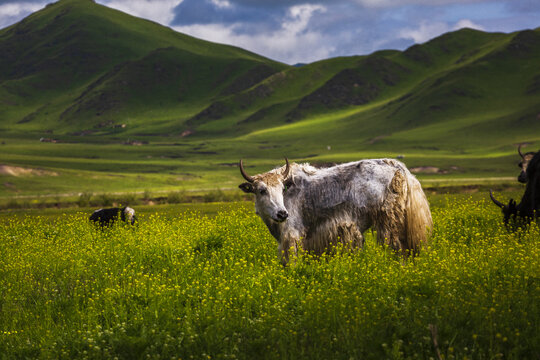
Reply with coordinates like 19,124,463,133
491,149,540,226
239,158,433,264
89,207,137,227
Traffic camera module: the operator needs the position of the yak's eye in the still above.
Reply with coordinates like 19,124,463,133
518,162,523,168
259,188,268,196
283,179,294,193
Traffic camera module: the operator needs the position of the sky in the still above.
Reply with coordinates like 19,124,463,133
1,0,539,64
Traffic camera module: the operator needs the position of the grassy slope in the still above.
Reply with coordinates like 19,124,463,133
1,0,539,196
227,28,540,146
0,0,287,132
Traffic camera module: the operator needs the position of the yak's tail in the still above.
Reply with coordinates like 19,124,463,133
404,171,433,253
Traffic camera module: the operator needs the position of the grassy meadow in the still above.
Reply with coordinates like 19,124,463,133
0,194,538,359
0,132,535,201
1,3,539,357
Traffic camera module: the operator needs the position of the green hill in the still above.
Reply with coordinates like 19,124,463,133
1,0,539,197
0,0,286,133
193,27,540,146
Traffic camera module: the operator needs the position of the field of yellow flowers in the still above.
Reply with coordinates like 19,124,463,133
0,195,538,359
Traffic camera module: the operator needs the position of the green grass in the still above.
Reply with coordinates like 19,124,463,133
0,130,534,198
0,195,538,359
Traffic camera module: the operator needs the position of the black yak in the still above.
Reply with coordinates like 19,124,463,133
491,149,540,225
89,206,137,227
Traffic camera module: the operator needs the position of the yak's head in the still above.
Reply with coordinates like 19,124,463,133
122,206,137,225
239,158,295,224
517,144,536,184
489,190,518,225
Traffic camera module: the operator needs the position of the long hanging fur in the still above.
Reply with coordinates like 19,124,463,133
373,163,432,254
404,170,433,253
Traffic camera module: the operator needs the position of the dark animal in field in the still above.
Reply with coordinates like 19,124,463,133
491,149,540,225
89,207,137,227
517,144,537,183
239,158,432,264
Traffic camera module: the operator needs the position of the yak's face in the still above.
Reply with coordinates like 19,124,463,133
123,207,136,225
239,159,294,224
518,153,535,183
501,200,518,225
240,178,291,223
517,145,536,184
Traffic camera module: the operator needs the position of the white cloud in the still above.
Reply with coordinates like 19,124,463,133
398,21,448,43
173,4,332,64
210,0,232,9
453,18,484,31
284,4,324,33
99,0,183,25
0,2,48,28
356,0,485,8
399,18,484,43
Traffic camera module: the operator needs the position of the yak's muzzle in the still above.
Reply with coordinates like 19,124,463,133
274,210,289,222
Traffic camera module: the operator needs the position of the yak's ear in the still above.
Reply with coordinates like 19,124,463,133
239,182,254,193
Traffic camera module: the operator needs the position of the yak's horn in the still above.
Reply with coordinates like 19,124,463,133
489,190,505,208
282,158,291,178
239,159,254,183
518,144,524,159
